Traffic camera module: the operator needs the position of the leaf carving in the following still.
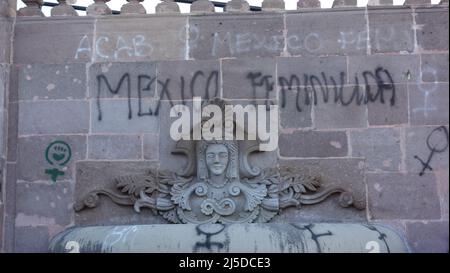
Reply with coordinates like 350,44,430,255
115,170,159,198
280,166,321,194
75,162,365,223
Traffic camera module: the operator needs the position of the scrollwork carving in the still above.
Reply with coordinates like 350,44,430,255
75,99,365,224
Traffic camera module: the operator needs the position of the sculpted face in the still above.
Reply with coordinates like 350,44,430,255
205,144,229,176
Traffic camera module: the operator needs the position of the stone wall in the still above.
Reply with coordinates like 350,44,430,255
0,0,449,252
0,0,14,253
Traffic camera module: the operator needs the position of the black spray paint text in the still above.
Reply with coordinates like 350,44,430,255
95,67,395,121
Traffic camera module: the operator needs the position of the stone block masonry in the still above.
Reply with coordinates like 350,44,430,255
0,2,448,253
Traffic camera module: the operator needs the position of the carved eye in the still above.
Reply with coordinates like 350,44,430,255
207,153,215,159
219,152,228,158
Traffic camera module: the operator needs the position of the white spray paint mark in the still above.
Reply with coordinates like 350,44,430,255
46,83,56,91
75,35,92,59
413,66,438,118
96,36,110,59
93,35,153,60
133,35,153,57
102,226,139,251
101,63,113,73
365,241,380,253
212,32,233,56
338,30,368,51
286,33,323,53
303,33,322,53
65,241,80,253
330,141,342,149
373,183,382,192
358,161,365,170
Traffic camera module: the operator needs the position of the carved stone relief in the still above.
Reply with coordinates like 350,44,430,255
75,99,365,224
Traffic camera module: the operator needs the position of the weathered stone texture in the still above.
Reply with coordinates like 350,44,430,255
156,1,180,13
351,128,401,172
276,158,366,222
120,0,146,14
367,0,393,5
297,0,321,9
406,221,449,253
88,135,142,160
277,56,347,84
0,18,12,64
415,8,449,51
75,161,165,226
279,130,348,158
95,16,187,62
143,134,159,161
14,226,49,253
14,18,94,64
280,88,313,129
157,60,220,100
87,0,112,16
18,101,89,135
189,14,284,59
16,181,74,226
409,83,449,125
17,135,86,182
262,0,285,10
435,169,449,219
2,163,16,252
0,203,3,250
348,55,420,84
405,126,449,174
405,0,432,5
222,58,276,100
286,10,367,56
313,86,368,129
421,54,449,83
89,62,157,99
367,173,441,220
226,0,250,12
152,101,186,173
90,99,159,134
0,65,6,155
368,8,414,53
332,0,357,7
191,0,215,13
367,84,408,126
6,100,17,161
19,63,86,100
